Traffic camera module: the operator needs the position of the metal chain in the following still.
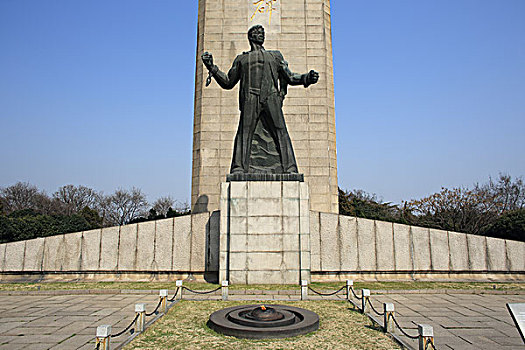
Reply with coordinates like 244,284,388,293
350,287,363,300
145,299,162,317
182,286,221,295
307,285,346,296
366,298,385,316
168,287,180,302
111,313,139,338
426,340,437,350
98,288,181,345
391,314,419,339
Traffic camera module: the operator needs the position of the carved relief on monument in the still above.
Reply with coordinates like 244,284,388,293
248,0,281,33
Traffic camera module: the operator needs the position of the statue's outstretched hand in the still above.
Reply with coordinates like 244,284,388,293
202,52,214,69
308,70,319,85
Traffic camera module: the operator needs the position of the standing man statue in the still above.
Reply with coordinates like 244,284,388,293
202,25,319,174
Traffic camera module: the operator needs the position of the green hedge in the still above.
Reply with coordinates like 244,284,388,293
0,208,101,243
482,209,525,242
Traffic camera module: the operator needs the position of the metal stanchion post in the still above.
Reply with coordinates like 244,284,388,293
221,280,229,301
176,280,183,300
346,280,353,301
418,324,434,350
96,325,111,350
301,280,308,300
361,289,370,313
135,304,146,333
383,303,395,333
159,289,168,314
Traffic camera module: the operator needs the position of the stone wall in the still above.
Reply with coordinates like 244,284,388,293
0,211,523,282
192,0,338,214
310,212,525,281
0,214,219,281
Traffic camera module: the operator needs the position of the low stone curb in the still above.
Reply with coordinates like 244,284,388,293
373,288,525,295
0,288,523,296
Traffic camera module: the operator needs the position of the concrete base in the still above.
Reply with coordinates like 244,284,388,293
311,272,525,282
219,181,311,284
0,272,212,283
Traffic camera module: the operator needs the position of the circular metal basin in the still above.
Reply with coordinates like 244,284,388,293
208,304,319,339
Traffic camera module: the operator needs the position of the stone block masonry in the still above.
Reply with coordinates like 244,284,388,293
0,212,523,282
192,0,338,214
309,212,525,281
220,181,311,284
0,215,220,282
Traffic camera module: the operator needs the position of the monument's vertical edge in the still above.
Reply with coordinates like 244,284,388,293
192,0,338,214
323,0,338,214
192,0,205,213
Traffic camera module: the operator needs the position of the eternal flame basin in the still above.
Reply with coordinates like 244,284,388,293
207,304,319,339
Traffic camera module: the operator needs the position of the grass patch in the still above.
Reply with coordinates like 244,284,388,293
0,281,522,292
125,300,400,350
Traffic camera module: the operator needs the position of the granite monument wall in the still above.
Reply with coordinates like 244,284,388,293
310,212,524,281
0,212,522,281
0,214,219,281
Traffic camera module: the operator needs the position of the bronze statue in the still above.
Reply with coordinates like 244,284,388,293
202,25,319,174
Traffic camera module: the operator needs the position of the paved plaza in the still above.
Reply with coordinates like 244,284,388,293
367,292,525,349
0,292,159,350
0,290,523,349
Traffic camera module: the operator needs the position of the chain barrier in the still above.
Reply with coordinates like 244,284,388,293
350,287,362,300
307,285,346,296
96,287,183,347
366,298,385,316
391,314,419,339
145,299,162,317
426,340,437,350
344,282,436,347
168,287,180,302
182,286,221,295
111,313,139,338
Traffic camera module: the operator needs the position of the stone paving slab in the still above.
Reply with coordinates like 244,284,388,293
0,293,159,349
367,292,525,349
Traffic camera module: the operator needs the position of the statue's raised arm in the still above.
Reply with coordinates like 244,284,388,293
202,51,241,90
277,53,319,88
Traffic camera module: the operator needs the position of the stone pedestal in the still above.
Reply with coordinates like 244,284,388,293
220,180,311,284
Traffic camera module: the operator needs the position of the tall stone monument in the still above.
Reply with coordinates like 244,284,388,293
192,0,338,214
202,21,321,283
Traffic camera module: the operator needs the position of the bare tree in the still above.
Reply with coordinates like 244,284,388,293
406,184,506,234
53,185,102,216
173,200,190,214
0,182,41,213
33,193,64,216
474,174,525,213
152,196,175,217
103,187,148,226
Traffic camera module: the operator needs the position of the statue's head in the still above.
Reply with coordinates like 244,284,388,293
248,25,265,45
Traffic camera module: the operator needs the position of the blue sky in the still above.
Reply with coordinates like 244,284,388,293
1,1,524,205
